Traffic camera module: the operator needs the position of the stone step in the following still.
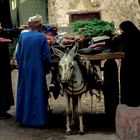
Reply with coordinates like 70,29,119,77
116,104,140,140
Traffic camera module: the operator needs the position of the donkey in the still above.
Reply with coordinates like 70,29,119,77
52,43,101,135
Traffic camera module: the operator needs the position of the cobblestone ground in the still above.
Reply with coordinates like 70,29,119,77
0,70,120,140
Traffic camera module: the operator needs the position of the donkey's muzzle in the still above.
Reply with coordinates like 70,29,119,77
61,80,69,87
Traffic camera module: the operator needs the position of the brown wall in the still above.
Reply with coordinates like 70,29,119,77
48,0,140,28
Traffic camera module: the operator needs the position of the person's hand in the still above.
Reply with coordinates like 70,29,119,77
19,24,28,31
79,55,87,61
115,29,122,35
0,22,3,33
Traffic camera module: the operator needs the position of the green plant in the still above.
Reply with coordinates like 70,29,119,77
69,18,116,39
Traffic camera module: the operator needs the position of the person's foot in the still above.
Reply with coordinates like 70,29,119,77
0,112,12,119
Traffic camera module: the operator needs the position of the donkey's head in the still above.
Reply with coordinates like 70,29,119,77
52,42,79,86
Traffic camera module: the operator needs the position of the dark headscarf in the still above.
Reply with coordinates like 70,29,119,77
119,20,140,36
118,21,140,53
42,25,53,33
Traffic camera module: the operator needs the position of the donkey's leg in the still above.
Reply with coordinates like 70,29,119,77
65,94,71,134
78,95,84,134
71,97,78,126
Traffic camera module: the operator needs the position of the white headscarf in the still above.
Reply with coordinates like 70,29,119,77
27,15,43,28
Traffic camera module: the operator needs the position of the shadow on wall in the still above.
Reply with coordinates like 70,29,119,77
138,0,140,6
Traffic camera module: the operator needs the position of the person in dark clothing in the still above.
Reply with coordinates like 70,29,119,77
110,20,140,107
0,24,21,119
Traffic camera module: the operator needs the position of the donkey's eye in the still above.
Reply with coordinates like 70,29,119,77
59,65,62,70
70,65,74,69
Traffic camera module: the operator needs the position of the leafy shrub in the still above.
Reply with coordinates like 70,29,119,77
70,18,116,39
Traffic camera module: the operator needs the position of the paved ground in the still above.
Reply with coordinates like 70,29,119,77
0,70,120,140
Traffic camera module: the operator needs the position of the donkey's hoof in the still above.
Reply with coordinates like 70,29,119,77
79,131,84,135
66,131,72,135
70,120,75,126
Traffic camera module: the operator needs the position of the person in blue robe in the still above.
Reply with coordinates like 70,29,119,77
15,15,51,127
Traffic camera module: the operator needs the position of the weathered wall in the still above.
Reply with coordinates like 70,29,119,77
101,0,140,28
48,0,100,26
10,0,48,27
48,0,140,28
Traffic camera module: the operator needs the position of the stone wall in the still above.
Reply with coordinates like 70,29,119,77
101,0,140,28
48,0,99,26
48,0,140,28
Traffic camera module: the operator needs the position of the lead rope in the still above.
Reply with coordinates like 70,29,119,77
90,91,93,113
71,71,75,123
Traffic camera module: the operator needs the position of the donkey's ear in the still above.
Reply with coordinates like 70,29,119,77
51,46,64,58
69,42,79,57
